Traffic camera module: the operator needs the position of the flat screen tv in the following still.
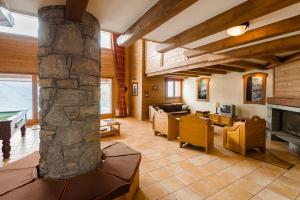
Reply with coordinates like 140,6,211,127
220,104,235,116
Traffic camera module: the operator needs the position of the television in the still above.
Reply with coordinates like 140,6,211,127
220,104,235,116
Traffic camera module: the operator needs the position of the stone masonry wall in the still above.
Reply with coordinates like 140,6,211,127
38,6,102,179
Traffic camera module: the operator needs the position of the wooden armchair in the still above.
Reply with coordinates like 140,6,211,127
153,109,179,140
223,116,266,155
179,114,214,153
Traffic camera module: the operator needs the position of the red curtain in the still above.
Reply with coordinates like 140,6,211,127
111,34,127,117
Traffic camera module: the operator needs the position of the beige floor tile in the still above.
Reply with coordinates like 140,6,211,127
202,175,230,190
172,187,203,200
142,183,169,200
149,167,174,181
159,176,186,193
175,171,200,185
206,191,232,200
158,194,176,200
188,165,211,178
140,174,157,188
234,178,263,195
189,180,218,198
216,167,243,183
267,179,299,199
243,171,272,187
222,184,253,200
166,154,185,163
164,164,184,175
256,189,290,200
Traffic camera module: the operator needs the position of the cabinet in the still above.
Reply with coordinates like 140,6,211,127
209,114,233,126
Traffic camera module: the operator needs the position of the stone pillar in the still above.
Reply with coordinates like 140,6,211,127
37,6,101,179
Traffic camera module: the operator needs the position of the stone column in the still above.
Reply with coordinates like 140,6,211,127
37,6,101,179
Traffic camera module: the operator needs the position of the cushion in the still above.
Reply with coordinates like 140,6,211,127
0,179,66,200
100,154,141,181
61,170,130,200
103,142,140,157
0,167,37,195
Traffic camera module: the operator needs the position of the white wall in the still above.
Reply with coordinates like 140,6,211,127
183,69,273,120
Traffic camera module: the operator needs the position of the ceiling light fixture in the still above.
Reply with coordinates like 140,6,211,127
226,22,249,36
0,6,14,27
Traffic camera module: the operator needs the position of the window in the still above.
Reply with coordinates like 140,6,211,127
0,10,112,49
166,78,182,98
0,11,38,37
100,31,111,49
0,74,33,118
100,78,112,114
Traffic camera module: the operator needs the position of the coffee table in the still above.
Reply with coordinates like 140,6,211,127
100,119,121,137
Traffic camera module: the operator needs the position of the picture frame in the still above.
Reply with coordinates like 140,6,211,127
132,83,138,96
243,72,268,105
196,78,210,101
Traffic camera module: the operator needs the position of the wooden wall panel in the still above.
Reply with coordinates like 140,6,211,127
0,33,37,74
163,48,186,66
131,40,182,121
145,41,162,72
0,33,130,119
130,40,144,120
274,59,300,98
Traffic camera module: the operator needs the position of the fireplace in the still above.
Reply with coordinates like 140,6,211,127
268,104,300,155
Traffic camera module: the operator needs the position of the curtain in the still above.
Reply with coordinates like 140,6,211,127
111,34,127,117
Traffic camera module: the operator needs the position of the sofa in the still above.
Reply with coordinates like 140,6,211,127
149,103,190,122
223,116,266,155
179,114,214,153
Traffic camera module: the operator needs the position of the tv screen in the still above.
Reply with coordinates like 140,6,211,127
220,105,231,114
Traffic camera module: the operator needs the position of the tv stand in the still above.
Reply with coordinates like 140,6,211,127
209,113,233,126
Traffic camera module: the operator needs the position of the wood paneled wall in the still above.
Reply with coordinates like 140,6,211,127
130,40,182,121
0,33,130,119
0,33,37,74
130,40,144,120
145,40,187,73
274,59,300,98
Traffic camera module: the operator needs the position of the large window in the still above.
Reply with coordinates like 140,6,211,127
0,11,111,49
166,78,182,98
100,31,111,49
0,74,33,118
100,78,112,114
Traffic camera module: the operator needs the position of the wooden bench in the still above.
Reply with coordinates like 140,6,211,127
0,142,141,200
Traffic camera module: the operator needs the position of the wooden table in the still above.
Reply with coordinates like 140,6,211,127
0,110,27,159
100,119,121,137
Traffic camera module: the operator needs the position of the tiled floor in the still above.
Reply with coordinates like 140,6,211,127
1,118,300,200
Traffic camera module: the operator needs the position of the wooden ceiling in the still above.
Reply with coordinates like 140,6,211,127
4,0,300,78
116,0,300,77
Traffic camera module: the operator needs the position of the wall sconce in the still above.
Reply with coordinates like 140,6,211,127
153,85,158,91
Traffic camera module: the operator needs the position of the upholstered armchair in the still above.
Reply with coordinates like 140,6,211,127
179,114,214,153
153,109,179,140
223,115,266,155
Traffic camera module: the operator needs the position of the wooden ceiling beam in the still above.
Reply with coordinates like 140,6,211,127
146,56,241,77
222,34,300,59
65,0,89,22
283,52,300,63
223,61,267,70
156,0,300,53
184,15,300,58
117,0,198,47
171,72,211,77
205,65,245,72
168,73,200,77
188,68,227,74
256,56,283,65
